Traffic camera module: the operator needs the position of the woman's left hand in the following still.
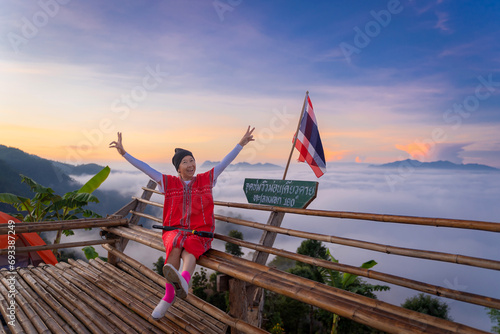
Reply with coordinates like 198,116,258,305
239,126,255,147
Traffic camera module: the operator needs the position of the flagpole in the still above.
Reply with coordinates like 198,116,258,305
282,91,309,180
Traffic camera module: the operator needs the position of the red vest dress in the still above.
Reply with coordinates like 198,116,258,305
161,168,215,260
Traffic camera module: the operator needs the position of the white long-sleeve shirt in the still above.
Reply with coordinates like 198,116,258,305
123,144,243,193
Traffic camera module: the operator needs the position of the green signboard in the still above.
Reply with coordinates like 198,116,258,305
243,178,318,209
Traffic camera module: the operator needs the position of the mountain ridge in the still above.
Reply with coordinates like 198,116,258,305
201,160,282,170
0,144,126,216
370,159,499,171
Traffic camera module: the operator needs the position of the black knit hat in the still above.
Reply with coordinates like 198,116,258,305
172,148,194,171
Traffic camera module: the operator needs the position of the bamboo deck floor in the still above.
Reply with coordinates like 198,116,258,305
0,258,228,334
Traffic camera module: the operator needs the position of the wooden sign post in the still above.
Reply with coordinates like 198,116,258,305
231,92,315,330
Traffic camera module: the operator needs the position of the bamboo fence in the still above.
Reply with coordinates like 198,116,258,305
215,233,500,309
200,250,487,334
0,217,128,234
128,188,498,333
0,239,114,255
214,214,500,271
103,224,491,334
214,200,500,232
1,182,496,333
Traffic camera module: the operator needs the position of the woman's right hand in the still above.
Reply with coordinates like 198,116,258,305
109,132,126,156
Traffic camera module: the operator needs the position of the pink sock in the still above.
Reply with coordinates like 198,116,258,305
181,271,191,284
162,283,175,303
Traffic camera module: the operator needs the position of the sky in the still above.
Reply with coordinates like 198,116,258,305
1,0,499,168
1,1,499,330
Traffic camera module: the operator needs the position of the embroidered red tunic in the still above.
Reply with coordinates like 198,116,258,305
161,168,215,260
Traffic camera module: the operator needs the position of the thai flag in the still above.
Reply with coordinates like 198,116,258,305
294,93,326,178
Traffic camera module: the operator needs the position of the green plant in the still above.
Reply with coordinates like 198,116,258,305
487,308,500,334
153,256,165,275
0,166,110,257
319,248,390,334
270,321,285,334
401,293,451,320
225,229,244,257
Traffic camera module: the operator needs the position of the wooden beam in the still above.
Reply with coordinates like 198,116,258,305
217,233,500,310
215,214,500,271
214,201,500,232
0,240,115,255
102,243,270,334
0,217,128,235
128,180,157,226
113,180,158,260
199,250,489,334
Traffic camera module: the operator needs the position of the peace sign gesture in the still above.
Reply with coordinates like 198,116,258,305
238,126,255,147
109,132,126,156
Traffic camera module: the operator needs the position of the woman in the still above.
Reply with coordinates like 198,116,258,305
109,127,255,319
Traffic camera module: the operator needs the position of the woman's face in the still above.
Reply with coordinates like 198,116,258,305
178,155,196,181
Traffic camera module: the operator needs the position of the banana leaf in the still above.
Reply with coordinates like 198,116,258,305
77,166,110,194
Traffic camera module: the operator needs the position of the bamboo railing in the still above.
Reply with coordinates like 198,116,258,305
214,201,500,232
1,181,496,333
214,214,500,270
103,224,488,334
0,217,128,234
125,185,498,333
0,239,114,255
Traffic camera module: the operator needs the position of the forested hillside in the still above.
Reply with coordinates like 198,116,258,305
0,145,129,217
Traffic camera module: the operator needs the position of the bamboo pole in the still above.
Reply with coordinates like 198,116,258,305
129,210,162,223
0,239,115,255
131,196,163,208
69,260,186,333
0,217,128,235
7,269,76,334
68,259,187,334
55,263,162,334
216,233,500,309
214,201,500,232
200,250,488,334
0,271,38,334
141,186,163,195
100,221,494,332
219,249,491,334
107,259,224,334
42,264,138,334
84,258,191,331
135,188,500,232
201,251,426,334
102,226,164,251
18,267,92,334
0,273,51,334
97,258,163,299
29,266,110,334
102,243,270,334
128,224,162,238
90,258,208,334
215,214,500,271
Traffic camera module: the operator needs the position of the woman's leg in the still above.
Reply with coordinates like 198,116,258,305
180,249,196,274
166,247,182,269
179,249,196,287
152,247,182,319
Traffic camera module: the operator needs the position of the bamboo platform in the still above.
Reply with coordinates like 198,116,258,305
0,257,231,334
1,180,497,333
